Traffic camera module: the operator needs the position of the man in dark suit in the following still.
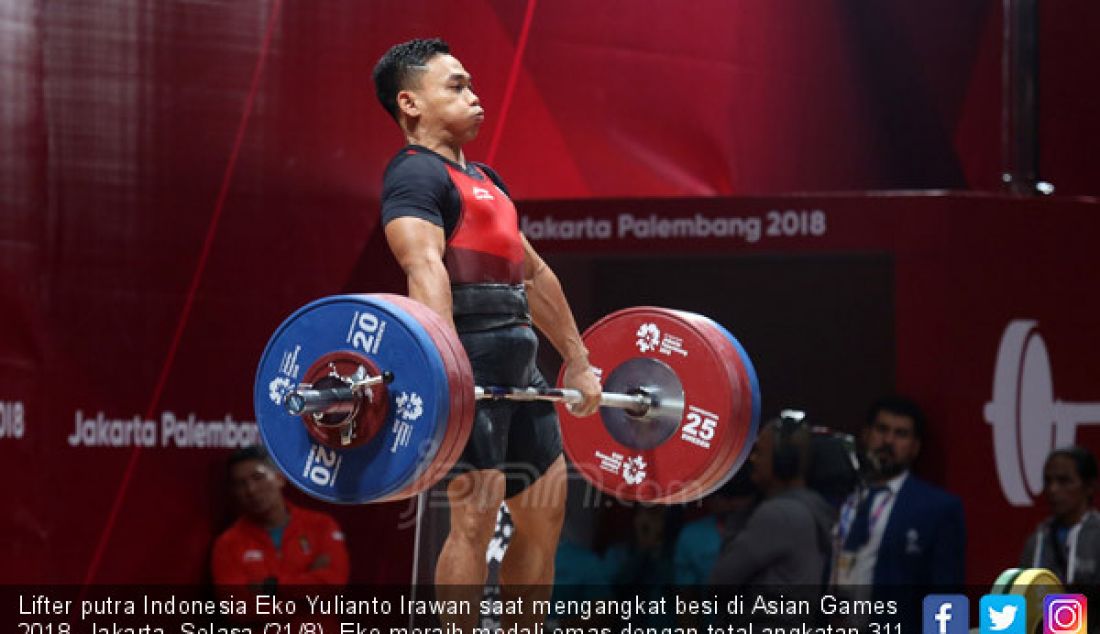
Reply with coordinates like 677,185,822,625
834,396,966,596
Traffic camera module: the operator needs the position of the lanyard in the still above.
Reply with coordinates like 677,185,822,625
841,486,893,539
865,488,893,534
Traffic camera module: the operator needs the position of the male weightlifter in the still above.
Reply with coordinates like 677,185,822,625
372,38,602,629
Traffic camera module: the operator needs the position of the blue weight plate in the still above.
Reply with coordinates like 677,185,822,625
254,294,451,504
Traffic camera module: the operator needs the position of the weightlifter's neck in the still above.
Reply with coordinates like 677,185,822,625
403,130,466,167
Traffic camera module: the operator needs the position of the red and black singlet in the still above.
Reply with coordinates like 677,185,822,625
380,145,524,285
380,146,530,332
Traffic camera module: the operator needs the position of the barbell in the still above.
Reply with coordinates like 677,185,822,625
286,373,657,418
253,294,760,505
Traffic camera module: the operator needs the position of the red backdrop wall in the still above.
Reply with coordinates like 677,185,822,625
2,0,1099,586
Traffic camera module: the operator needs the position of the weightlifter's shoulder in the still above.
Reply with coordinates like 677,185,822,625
383,145,449,179
381,146,452,227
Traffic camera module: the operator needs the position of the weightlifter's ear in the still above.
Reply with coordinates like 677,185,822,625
396,89,420,120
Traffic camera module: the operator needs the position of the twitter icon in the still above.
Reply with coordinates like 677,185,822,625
981,595,1027,634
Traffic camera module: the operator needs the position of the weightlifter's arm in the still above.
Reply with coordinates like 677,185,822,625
522,235,601,416
384,217,456,330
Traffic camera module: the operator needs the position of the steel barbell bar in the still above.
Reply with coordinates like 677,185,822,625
284,367,663,419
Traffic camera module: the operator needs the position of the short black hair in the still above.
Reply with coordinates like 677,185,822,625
227,444,273,474
1048,445,1099,485
372,38,451,121
866,395,926,439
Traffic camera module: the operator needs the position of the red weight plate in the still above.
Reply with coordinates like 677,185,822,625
684,317,759,502
375,295,461,500
381,294,474,463
677,310,756,497
658,312,753,501
298,350,390,449
396,301,471,499
376,294,474,500
625,309,748,503
559,307,745,503
406,297,473,496
637,312,741,503
656,311,756,502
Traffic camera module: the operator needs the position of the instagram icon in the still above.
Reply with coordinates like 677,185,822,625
1045,595,1087,634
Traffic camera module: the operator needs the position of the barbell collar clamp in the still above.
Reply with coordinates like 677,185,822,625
284,368,394,416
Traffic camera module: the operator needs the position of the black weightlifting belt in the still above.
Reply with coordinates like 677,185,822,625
451,283,532,333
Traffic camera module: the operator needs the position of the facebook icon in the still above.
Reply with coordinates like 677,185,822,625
924,595,970,634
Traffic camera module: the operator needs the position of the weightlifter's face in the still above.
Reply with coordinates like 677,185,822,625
400,53,484,144
863,410,921,479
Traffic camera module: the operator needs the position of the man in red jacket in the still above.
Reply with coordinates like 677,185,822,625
211,446,349,593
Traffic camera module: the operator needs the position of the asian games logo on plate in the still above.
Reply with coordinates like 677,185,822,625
622,455,648,485
395,392,424,421
635,323,660,353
